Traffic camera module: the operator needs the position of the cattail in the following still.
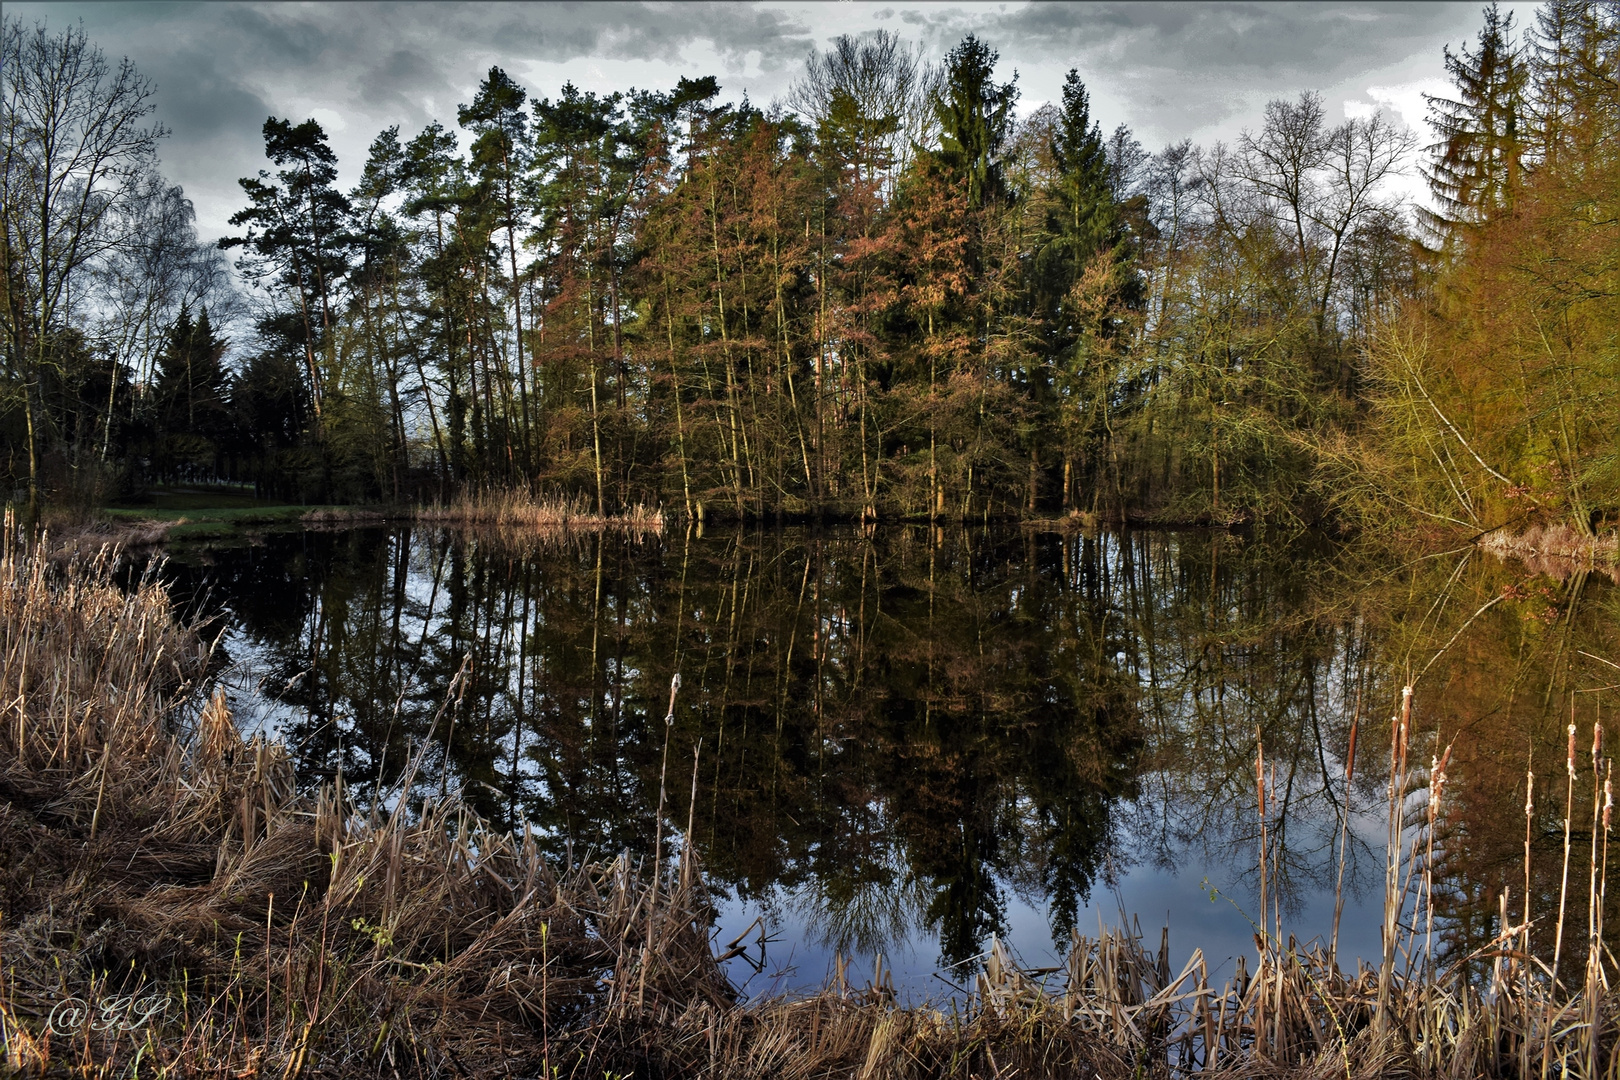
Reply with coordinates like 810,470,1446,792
1595,723,1604,762
1605,778,1613,831
1569,723,1578,778
1256,736,1266,819
665,673,681,724
1345,714,1358,783
1431,743,1453,815
1400,688,1413,770
1527,770,1535,817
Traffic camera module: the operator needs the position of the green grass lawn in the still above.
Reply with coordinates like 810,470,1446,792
100,485,359,538
105,483,289,513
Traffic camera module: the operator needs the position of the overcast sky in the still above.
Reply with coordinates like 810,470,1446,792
10,1,1526,240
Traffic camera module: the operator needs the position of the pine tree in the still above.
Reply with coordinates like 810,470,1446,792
221,117,354,426
460,68,532,475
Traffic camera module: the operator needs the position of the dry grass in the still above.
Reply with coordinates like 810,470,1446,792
0,514,718,1078
415,490,664,542
1479,523,1620,582
44,515,174,560
3,516,1620,1077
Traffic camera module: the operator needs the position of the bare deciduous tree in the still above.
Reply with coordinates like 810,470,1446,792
90,172,234,457
1,16,166,501
788,30,937,200
1237,92,1415,352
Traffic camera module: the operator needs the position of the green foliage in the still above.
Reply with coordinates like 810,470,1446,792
931,34,1018,210
1360,0,1620,538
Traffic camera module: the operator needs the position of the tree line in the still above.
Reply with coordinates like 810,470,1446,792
3,4,1615,531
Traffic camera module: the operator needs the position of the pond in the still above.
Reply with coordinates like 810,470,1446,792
149,522,1620,999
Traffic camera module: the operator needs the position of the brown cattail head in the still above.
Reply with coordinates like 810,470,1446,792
1399,689,1413,769
1527,770,1535,817
1605,778,1613,832
1256,735,1266,819
1431,743,1453,819
1569,724,1578,778
1345,715,1358,783
1595,723,1604,762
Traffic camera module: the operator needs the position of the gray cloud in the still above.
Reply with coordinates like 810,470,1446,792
5,1,1503,237
986,2,1463,75
7,2,819,235
883,3,1490,137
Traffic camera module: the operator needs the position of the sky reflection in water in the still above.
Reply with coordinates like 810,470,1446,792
153,523,1619,998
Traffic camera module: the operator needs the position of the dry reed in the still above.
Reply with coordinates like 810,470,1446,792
4,519,1620,1077
414,489,664,542
1480,523,1620,582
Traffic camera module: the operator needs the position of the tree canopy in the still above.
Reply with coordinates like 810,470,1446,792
1,6,1614,539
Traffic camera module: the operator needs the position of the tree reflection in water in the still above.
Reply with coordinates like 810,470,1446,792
155,525,1620,972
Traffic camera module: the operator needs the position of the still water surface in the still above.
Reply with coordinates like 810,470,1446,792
151,523,1620,998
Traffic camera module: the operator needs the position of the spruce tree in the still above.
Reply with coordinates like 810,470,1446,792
1422,4,1527,238
1527,0,1620,167
153,305,229,437
1035,70,1123,321
932,35,1018,209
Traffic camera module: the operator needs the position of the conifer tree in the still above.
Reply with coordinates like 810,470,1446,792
460,68,532,471
1422,4,1528,238
222,118,354,425
153,306,229,436
1527,0,1620,166
932,35,1018,209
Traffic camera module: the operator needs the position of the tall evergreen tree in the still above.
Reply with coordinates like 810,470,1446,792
1422,4,1528,238
1034,71,1131,328
1527,0,1620,166
153,305,229,436
222,117,354,425
147,305,230,479
931,35,1018,209
460,68,532,472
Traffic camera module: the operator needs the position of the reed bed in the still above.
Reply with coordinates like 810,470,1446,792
413,490,664,541
44,515,175,560
1480,522,1620,582
3,519,1620,1077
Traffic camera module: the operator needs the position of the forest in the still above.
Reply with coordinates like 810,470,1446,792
1,3,1616,532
